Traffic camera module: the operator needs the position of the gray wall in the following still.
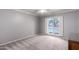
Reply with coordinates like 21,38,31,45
39,17,46,34
63,12,77,40
0,9,39,44
39,11,78,40
77,12,79,33
76,11,79,40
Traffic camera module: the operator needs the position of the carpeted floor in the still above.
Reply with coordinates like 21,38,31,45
0,35,68,50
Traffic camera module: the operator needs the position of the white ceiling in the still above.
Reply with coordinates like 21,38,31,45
15,9,78,17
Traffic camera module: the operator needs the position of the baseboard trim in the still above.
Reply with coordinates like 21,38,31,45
0,34,38,46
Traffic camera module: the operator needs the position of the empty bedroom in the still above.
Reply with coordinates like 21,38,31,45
0,9,79,50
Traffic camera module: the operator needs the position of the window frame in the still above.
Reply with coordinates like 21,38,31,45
45,16,64,36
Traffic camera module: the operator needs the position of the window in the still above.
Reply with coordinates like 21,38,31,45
46,16,64,36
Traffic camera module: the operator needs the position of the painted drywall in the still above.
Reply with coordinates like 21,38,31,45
0,9,39,44
40,11,78,40
77,11,79,33
76,11,79,40
39,17,45,34
63,12,77,40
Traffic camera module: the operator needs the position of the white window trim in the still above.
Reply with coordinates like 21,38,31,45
45,16,64,37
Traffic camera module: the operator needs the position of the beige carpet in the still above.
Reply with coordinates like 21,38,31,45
0,35,68,50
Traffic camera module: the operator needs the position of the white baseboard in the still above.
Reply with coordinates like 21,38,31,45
0,34,38,46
